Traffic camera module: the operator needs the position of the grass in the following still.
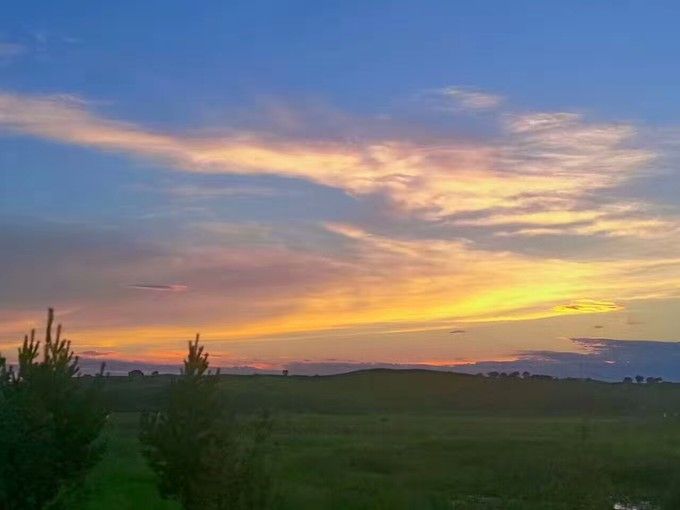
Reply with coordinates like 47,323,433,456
68,413,180,510
73,411,680,509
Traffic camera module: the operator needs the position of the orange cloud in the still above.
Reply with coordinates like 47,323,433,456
44,223,680,356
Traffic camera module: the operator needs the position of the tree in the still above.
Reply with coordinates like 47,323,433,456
635,375,645,384
623,377,633,384
530,374,553,380
140,335,273,510
0,308,107,509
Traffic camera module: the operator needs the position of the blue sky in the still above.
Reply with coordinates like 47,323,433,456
5,1,680,121
3,1,680,377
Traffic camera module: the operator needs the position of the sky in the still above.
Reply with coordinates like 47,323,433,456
3,1,680,378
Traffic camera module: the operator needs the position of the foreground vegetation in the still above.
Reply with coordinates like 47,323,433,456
0,311,273,510
0,309,107,509
77,408,680,509
5,310,680,509
76,370,680,509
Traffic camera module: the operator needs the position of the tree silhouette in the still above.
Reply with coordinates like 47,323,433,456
140,334,273,510
0,308,107,509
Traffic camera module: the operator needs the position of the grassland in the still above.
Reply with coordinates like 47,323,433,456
71,370,680,509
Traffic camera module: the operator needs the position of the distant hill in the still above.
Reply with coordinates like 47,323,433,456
78,337,680,382
98,368,680,417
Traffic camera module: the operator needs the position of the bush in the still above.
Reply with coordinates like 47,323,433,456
0,308,108,509
140,335,273,510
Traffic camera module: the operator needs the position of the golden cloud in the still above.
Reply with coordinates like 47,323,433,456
0,91,664,239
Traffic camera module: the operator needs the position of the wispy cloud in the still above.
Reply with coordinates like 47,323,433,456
166,184,284,199
434,86,503,111
127,284,188,292
552,300,621,314
456,202,673,239
79,350,114,357
0,90,665,241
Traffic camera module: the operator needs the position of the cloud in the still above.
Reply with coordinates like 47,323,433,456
79,350,114,357
506,337,680,381
315,224,680,328
626,315,645,326
297,338,680,382
0,219,355,346
450,329,466,334
166,184,284,199
0,220,164,308
434,86,503,111
6,214,679,354
127,284,188,292
456,202,673,239
0,90,665,241
552,299,622,314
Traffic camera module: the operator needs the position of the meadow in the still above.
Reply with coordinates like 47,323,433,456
68,370,680,509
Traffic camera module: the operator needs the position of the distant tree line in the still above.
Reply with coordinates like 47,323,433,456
623,375,664,384
485,371,554,380
484,371,666,384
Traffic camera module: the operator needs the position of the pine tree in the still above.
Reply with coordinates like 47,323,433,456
0,309,107,509
140,335,272,510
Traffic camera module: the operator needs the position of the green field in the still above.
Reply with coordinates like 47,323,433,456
66,370,680,509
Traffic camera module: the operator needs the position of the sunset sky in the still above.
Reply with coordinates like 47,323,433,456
3,2,680,376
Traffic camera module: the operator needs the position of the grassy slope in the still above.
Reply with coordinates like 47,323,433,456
70,370,680,508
